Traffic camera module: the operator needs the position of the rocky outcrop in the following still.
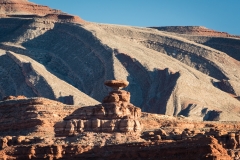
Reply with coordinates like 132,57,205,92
44,14,85,23
2,95,27,101
150,26,235,37
0,136,231,160
1,92,240,159
0,97,80,136
0,0,62,16
141,126,240,151
0,0,85,23
55,80,142,136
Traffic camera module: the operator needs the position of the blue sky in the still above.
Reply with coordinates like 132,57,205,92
30,0,240,35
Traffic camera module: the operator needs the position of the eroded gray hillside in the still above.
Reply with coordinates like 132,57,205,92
0,15,240,120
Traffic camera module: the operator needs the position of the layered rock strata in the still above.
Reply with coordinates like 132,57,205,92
0,97,79,136
55,80,142,136
0,137,231,160
0,95,239,159
0,0,61,16
150,26,234,37
0,0,85,23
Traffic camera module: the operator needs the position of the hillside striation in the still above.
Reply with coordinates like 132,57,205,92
0,1,240,121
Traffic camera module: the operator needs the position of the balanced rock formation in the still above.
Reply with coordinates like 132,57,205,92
55,80,142,136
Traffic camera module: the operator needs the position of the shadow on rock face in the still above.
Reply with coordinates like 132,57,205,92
178,104,222,121
115,52,180,114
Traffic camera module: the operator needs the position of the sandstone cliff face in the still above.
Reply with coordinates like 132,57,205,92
0,0,61,16
0,137,232,160
0,97,80,137
0,0,84,23
0,96,237,159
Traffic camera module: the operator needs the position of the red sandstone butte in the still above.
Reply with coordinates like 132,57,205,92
0,0,85,23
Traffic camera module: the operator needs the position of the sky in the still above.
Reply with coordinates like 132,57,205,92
30,0,240,35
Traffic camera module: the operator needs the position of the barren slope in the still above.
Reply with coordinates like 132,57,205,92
0,49,98,106
0,1,240,120
81,23,240,120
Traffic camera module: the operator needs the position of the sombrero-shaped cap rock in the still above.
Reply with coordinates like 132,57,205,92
104,80,129,90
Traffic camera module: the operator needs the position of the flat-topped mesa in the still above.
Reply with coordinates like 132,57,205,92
0,0,85,23
149,26,231,37
0,0,62,16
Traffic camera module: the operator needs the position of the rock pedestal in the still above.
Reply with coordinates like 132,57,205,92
55,80,142,136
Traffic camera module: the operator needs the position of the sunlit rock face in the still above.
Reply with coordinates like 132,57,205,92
0,0,84,23
55,80,142,136
0,0,61,15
